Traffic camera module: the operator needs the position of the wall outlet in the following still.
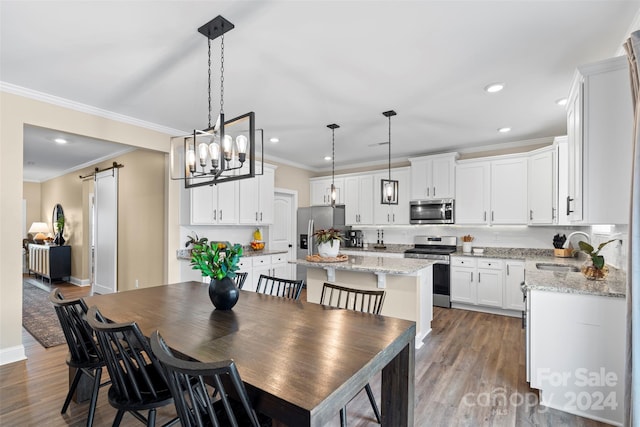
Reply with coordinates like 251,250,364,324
135,279,139,288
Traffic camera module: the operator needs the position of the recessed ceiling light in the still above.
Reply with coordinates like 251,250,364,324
484,83,505,93
269,137,279,143
54,138,68,144
498,127,511,133
324,156,331,161
555,97,568,106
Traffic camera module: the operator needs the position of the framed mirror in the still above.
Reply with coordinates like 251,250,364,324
52,203,65,245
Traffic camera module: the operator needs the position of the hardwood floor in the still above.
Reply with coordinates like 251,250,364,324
0,282,609,426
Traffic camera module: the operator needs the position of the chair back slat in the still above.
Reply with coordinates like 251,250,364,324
49,289,102,364
234,272,248,290
150,331,264,427
320,283,386,315
255,275,304,300
86,306,168,405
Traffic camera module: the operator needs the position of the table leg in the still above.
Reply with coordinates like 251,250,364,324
381,342,415,426
70,367,93,403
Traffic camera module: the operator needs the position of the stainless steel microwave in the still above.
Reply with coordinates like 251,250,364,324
410,199,455,224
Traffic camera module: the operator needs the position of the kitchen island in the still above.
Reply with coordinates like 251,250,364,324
522,263,626,426
291,255,435,348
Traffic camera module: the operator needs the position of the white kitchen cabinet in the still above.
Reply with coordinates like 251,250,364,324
238,252,290,292
528,290,625,425
566,56,633,224
503,260,525,311
409,153,458,200
476,259,503,307
455,154,527,225
450,258,476,304
491,157,528,224
555,137,571,226
373,168,410,225
344,174,374,225
527,146,557,225
310,177,344,206
189,180,239,225
239,165,275,225
454,161,490,224
451,257,510,310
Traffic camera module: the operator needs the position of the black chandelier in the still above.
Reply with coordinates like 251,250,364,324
327,123,340,207
380,110,398,204
171,15,262,188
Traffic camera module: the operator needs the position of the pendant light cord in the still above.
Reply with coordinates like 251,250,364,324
207,37,212,129
332,128,335,186
388,114,391,180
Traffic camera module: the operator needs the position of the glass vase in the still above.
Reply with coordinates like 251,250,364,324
581,260,609,281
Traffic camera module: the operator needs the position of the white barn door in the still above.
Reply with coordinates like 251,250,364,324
93,169,118,295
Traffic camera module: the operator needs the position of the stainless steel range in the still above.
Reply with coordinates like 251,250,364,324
404,236,457,308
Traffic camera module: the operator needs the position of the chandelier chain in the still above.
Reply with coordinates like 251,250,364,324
388,115,391,180
207,37,212,129
220,34,225,114
332,129,335,185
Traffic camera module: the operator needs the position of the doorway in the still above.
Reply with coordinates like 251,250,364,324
273,189,297,279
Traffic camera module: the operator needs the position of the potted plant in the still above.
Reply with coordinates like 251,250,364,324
313,228,344,258
191,241,243,309
577,239,616,280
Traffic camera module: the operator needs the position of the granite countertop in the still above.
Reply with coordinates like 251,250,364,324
290,255,435,275
176,247,287,261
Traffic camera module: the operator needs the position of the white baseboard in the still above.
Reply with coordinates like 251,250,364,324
0,345,26,366
69,276,90,287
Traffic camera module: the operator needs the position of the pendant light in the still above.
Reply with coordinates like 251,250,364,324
381,110,398,204
170,15,262,189
327,123,340,207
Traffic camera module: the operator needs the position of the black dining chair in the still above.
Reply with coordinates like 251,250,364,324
86,306,179,427
234,272,248,290
320,282,386,426
49,289,109,427
255,274,304,300
149,330,271,427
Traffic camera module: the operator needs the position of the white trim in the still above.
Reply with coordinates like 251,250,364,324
69,276,91,287
0,81,188,136
32,147,136,183
0,345,27,366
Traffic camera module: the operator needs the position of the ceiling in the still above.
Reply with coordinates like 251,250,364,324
2,1,639,182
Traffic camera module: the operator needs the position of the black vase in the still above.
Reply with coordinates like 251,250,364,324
208,277,239,310
54,232,65,246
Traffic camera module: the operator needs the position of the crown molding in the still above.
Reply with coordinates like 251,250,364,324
0,82,188,136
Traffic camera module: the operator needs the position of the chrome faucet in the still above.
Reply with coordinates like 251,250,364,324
563,231,591,249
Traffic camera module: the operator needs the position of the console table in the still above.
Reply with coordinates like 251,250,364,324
28,244,71,284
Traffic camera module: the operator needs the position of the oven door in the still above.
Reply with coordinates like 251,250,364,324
432,262,451,308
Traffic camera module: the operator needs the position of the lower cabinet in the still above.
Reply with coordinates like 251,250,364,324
28,244,71,282
237,253,290,292
451,256,524,313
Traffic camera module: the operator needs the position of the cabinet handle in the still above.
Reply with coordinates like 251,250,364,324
260,212,263,222
491,211,494,221
529,210,533,221
566,196,574,215
484,211,487,221
255,212,258,221
470,272,473,282
507,265,510,275
478,272,481,283
433,187,436,197
427,187,430,197
220,210,223,221
387,213,390,222
552,207,556,220
393,213,395,222
213,210,217,221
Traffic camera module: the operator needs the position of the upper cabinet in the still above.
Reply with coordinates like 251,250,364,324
239,165,276,225
409,153,458,200
455,154,528,225
373,168,410,225
310,177,345,206
344,175,374,225
190,180,239,225
528,146,557,225
566,56,633,224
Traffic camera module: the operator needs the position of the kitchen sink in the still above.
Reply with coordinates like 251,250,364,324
535,262,580,272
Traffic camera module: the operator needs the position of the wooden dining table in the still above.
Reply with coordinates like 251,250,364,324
84,281,416,426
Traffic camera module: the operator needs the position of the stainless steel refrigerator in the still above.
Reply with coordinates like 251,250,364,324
296,205,346,281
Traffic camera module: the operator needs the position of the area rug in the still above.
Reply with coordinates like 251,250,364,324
22,278,66,348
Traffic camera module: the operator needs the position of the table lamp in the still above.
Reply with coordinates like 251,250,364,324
28,222,50,243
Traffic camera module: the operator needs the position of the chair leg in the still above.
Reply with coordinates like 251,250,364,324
62,369,83,414
340,406,347,427
113,409,125,427
147,408,156,427
364,383,382,424
86,367,102,427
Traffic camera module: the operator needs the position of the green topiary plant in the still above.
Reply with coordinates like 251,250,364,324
312,228,344,247
190,241,243,280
